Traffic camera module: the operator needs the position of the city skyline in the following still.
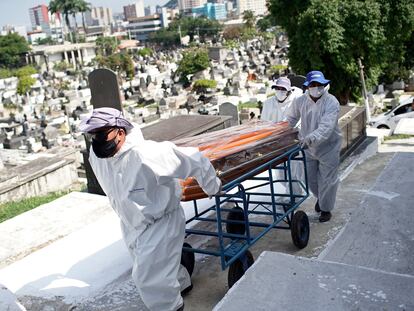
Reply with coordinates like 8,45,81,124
0,0,168,29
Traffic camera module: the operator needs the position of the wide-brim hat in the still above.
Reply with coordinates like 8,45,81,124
271,76,292,91
303,70,330,87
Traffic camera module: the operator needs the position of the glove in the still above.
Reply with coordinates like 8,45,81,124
209,179,224,199
299,136,312,149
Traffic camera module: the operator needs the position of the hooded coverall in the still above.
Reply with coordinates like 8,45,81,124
286,91,342,212
89,126,221,311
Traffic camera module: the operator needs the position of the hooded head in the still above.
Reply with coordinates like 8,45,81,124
79,107,133,158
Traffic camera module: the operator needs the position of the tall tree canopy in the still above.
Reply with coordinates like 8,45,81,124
0,33,30,69
268,0,414,104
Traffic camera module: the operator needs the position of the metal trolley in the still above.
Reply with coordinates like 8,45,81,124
180,145,310,288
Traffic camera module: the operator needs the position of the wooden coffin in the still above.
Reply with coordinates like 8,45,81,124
174,121,298,201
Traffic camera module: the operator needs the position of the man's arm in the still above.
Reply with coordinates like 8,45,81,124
146,141,220,196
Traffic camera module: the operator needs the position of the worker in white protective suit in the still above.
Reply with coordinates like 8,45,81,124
79,107,221,311
261,76,302,123
286,71,342,222
261,76,304,201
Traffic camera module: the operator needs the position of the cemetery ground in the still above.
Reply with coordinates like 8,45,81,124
0,136,413,310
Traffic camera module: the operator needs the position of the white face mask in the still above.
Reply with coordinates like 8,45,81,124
275,90,288,102
308,86,325,98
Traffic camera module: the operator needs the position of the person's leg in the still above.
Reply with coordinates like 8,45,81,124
131,207,187,311
305,157,319,200
317,151,340,213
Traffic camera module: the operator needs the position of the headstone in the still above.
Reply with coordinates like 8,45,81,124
288,74,306,89
140,77,147,91
88,69,122,111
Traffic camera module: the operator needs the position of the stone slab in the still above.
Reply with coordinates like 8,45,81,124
214,252,414,311
0,192,113,268
320,152,414,275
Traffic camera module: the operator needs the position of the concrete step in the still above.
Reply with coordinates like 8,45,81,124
214,252,414,311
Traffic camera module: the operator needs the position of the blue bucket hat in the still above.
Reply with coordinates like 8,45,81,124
303,70,330,87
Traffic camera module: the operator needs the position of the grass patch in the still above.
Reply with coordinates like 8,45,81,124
384,134,414,141
239,102,259,110
0,190,70,223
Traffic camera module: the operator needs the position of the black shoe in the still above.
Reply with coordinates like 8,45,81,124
315,200,321,213
181,283,193,296
319,211,331,222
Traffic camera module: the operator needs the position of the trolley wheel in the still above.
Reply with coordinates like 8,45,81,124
228,250,254,288
181,242,195,276
291,210,310,249
226,206,246,235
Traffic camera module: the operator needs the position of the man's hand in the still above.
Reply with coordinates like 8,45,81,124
299,136,312,149
209,179,225,199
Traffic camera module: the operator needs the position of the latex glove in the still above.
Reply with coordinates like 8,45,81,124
209,179,224,199
299,136,312,149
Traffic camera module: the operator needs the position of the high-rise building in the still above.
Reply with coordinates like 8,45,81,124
178,0,208,12
123,1,145,21
192,3,227,20
88,7,113,26
144,6,156,16
126,8,177,41
1,25,27,39
237,0,267,16
28,4,63,42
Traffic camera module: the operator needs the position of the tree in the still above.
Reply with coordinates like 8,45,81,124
73,0,91,33
137,47,153,57
223,25,242,40
193,79,217,93
96,37,118,56
95,53,134,79
17,75,36,96
242,10,256,29
0,33,30,69
149,29,180,47
176,48,210,82
35,37,56,45
49,0,90,42
268,0,414,104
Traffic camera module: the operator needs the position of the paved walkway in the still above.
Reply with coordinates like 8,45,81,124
215,152,414,310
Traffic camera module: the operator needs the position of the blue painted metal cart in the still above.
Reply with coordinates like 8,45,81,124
181,145,310,288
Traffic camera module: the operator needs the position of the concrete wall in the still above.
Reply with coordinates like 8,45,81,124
0,158,78,204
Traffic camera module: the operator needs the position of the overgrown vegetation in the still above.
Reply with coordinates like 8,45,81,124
176,48,210,82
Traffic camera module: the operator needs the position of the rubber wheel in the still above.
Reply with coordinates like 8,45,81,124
227,250,254,288
291,210,310,249
226,206,246,235
181,242,195,276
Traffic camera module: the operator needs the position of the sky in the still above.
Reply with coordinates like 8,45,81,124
0,0,168,28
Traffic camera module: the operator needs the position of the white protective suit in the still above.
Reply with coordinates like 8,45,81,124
261,87,304,198
89,126,221,311
261,86,302,122
286,90,342,212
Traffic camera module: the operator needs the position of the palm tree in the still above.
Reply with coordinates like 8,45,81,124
74,0,92,34
243,10,256,29
49,0,75,42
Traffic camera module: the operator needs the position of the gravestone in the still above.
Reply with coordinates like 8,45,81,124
288,74,306,89
85,68,124,195
88,69,122,111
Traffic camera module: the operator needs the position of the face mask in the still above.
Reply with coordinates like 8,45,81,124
275,90,288,102
92,132,119,158
308,86,325,98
